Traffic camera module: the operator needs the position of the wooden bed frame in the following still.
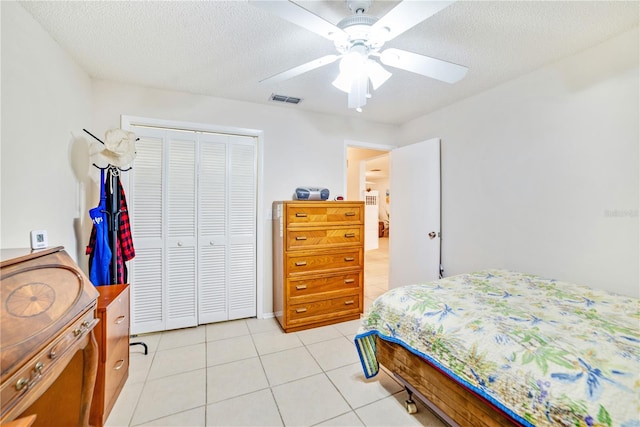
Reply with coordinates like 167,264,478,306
375,336,520,427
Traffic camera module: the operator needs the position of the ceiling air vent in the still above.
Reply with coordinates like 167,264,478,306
270,94,302,104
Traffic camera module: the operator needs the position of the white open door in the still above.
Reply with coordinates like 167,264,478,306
388,138,441,288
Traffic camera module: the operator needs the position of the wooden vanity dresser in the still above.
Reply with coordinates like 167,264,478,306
0,247,99,427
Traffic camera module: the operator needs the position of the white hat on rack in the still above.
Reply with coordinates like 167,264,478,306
99,129,137,168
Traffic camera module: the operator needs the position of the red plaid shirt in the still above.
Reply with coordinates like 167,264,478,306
87,171,135,283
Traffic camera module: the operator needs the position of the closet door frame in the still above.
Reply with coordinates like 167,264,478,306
121,115,265,333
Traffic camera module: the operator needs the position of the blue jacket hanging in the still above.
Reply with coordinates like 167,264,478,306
88,169,112,285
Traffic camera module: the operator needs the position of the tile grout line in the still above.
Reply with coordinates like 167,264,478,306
250,319,288,427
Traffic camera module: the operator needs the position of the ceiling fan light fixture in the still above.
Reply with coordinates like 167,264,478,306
340,46,367,72
332,47,367,93
332,72,352,93
365,60,391,90
347,72,368,110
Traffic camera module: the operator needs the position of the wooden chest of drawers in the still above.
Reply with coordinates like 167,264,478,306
273,201,364,332
0,247,99,427
90,284,130,427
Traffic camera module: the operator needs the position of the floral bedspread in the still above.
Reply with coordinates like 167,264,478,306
354,270,640,427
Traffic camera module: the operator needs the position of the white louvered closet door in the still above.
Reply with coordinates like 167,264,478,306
128,123,257,334
129,129,165,334
198,134,257,323
166,135,198,330
227,137,257,319
198,135,228,323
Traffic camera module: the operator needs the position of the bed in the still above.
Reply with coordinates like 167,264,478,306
354,270,640,427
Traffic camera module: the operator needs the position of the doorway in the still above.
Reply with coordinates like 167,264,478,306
346,144,392,312
346,138,442,307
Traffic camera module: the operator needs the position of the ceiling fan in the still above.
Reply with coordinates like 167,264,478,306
250,0,469,111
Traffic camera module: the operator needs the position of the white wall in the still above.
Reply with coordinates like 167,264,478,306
1,2,93,262
400,28,639,297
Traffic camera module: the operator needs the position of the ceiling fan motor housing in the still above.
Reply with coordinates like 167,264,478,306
347,0,372,15
335,15,385,53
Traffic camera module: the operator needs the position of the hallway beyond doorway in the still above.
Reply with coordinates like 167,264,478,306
364,237,389,312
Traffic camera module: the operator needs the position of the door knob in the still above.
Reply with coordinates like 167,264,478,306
428,232,437,239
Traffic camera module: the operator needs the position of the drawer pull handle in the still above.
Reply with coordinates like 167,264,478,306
296,285,307,290
345,212,356,216
50,342,64,359
344,300,355,305
114,359,125,370
344,233,355,238
295,261,307,266
295,308,307,313
15,378,29,391
15,362,45,391
114,315,126,324
295,213,308,217
344,257,355,262
295,236,307,241
344,279,355,284
73,319,93,337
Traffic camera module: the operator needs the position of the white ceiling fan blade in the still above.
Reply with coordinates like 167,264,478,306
249,0,345,41
379,48,468,84
260,54,339,85
372,1,455,41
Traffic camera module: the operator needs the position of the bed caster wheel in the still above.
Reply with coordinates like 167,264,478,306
405,400,418,414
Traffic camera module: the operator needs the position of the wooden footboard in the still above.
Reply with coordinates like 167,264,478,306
375,336,518,427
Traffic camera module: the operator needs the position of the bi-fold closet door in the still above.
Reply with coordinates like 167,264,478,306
128,126,257,335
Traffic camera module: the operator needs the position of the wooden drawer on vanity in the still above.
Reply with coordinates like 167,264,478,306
0,309,97,418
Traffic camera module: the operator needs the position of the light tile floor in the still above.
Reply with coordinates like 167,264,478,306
106,238,447,426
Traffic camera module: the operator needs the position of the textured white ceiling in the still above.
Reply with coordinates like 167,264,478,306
19,0,640,125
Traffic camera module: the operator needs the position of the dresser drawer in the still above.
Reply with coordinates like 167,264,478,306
1,309,97,418
103,336,128,412
288,272,361,299
288,294,361,324
103,292,129,363
287,249,362,275
287,227,362,251
287,204,363,226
